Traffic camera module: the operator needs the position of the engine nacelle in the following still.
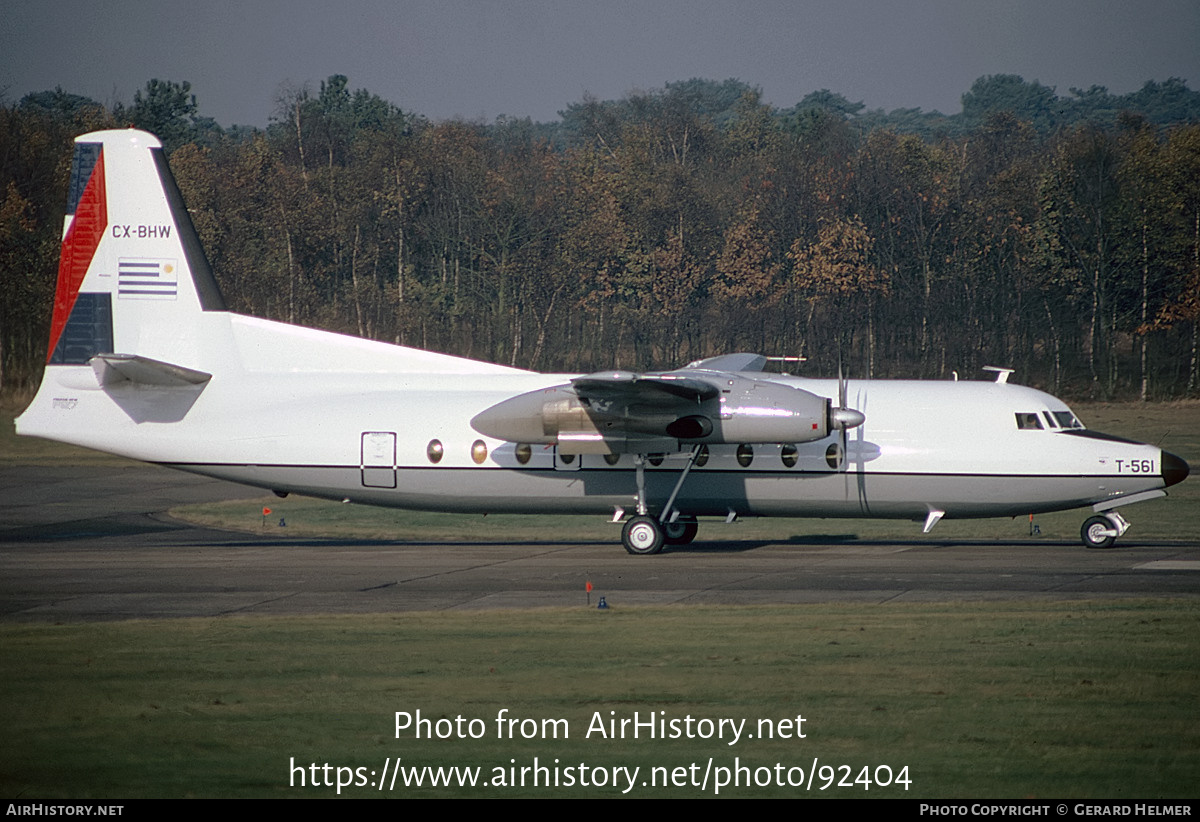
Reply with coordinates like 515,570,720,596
471,385,579,445
703,378,830,444
470,377,836,453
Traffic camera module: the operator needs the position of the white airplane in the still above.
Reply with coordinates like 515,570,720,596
16,129,1190,554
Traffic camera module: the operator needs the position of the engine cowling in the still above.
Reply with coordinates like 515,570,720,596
471,377,835,451
702,378,830,444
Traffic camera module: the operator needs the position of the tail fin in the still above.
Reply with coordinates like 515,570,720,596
17,129,231,445
45,129,226,368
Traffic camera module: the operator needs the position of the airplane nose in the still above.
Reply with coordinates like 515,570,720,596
1162,450,1190,488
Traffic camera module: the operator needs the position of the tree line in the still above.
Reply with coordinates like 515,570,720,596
2,75,1198,399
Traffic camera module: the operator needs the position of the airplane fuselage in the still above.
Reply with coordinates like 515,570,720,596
23,324,1177,525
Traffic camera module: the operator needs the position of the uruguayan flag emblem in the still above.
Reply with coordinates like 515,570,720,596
118,258,178,299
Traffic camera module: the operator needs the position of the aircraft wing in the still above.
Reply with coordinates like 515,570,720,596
683,353,768,372
570,351,774,406
571,371,720,406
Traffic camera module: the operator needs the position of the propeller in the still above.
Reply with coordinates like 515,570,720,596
829,360,865,470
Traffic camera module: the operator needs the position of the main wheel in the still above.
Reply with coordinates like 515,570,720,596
1081,515,1117,549
663,516,699,546
622,516,665,555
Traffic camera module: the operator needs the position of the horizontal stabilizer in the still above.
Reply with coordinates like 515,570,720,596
91,353,212,387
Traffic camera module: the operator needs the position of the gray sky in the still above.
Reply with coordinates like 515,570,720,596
3,0,1199,127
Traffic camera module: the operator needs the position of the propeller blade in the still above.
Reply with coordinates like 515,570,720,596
832,359,863,472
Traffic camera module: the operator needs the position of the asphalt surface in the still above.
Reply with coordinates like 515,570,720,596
2,464,1198,622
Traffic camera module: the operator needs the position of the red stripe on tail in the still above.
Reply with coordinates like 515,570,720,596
47,151,108,362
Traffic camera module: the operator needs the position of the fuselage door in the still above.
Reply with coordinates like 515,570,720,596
361,431,397,488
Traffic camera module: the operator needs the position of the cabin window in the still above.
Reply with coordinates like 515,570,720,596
648,453,664,466
603,453,621,466
781,444,799,468
426,439,444,463
695,445,709,467
471,440,488,464
1015,413,1043,430
514,443,532,465
736,444,754,467
1053,411,1083,429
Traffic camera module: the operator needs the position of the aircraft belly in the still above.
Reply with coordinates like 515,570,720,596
164,463,1156,520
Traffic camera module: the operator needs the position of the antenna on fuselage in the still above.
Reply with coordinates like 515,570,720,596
982,366,1015,384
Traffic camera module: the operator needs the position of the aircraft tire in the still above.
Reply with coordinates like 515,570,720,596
663,516,699,546
1081,515,1117,549
623,516,665,555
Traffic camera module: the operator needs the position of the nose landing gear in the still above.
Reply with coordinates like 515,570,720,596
1080,510,1129,549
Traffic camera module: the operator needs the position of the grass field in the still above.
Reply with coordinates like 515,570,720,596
2,601,1198,798
2,400,1198,798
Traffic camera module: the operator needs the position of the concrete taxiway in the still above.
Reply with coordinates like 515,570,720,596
2,464,1198,622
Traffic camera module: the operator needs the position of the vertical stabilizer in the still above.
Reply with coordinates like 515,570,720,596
44,129,226,368
17,130,230,446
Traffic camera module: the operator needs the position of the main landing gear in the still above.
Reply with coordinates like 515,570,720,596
620,514,700,555
619,447,703,555
663,516,699,546
622,516,665,555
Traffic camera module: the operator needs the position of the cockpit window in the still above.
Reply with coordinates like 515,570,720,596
1053,411,1083,429
1042,411,1058,429
1015,413,1043,430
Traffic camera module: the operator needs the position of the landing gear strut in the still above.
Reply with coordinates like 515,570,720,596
620,446,704,555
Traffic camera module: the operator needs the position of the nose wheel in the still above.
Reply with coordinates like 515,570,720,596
1081,515,1118,549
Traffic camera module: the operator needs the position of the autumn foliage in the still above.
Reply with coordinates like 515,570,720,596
3,76,1199,399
